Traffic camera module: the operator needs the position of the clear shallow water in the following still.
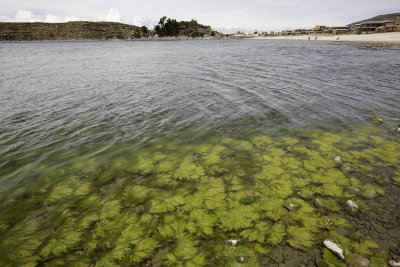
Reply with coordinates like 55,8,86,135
0,40,400,266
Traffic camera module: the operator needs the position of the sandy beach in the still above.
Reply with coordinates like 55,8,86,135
254,32,400,49
255,32,400,42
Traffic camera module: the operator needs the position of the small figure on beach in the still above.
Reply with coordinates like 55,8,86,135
315,36,317,41
308,36,310,40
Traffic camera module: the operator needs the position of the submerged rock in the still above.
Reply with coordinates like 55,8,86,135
323,239,345,260
322,216,333,226
314,198,324,208
346,187,361,195
389,260,400,267
235,256,247,263
286,203,299,212
225,239,241,246
244,190,256,199
362,188,377,199
342,166,356,173
372,116,383,124
334,156,342,164
346,200,359,214
345,253,369,267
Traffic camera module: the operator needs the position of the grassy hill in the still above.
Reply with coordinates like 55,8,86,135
0,21,146,41
348,12,400,27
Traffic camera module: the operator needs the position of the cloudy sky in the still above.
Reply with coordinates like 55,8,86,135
0,0,399,33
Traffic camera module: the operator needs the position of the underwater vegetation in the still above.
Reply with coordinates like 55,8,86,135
0,125,399,266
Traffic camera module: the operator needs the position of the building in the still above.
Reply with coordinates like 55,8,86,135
234,31,245,37
312,25,326,33
327,26,350,34
246,30,260,37
294,29,306,34
359,20,395,32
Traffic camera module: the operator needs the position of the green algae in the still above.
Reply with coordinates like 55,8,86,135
0,125,399,266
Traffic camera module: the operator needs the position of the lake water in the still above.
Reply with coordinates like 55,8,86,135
0,40,400,266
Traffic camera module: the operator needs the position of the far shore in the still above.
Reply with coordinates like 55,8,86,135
254,32,400,49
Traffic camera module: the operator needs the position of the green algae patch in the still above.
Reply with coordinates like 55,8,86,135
0,125,399,266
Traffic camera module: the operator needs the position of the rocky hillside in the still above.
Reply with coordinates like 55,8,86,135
348,12,400,27
0,21,147,41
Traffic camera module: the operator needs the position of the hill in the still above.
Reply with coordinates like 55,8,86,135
154,16,220,37
0,21,147,41
348,12,400,27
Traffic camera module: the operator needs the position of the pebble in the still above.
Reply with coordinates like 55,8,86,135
363,188,378,199
322,216,332,226
372,117,383,124
334,156,342,164
244,190,256,198
314,198,324,208
372,222,386,234
235,256,247,263
345,253,369,267
286,203,299,212
226,239,241,246
346,200,359,214
323,239,345,260
346,186,361,195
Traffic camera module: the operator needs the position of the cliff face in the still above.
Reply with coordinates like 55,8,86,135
0,21,144,41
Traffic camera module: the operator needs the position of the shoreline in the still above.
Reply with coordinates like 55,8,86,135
254,32,400,50
1,32,400,50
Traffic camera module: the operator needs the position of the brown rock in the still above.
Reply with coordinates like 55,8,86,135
286,203,299,212
345,253,369,267
372,222,386,234
323,216,333,226
346,200,359,215
314,198,324,208
372,116,383,124
363,188,378,199
244,190,256,199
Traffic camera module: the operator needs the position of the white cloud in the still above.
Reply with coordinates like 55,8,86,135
14,10,41,22
44,14,62,23
98,8,120,22
131,16,156,27
0,15,12,22
64,17,79,22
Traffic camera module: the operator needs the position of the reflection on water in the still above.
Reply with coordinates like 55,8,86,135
0,40,400,266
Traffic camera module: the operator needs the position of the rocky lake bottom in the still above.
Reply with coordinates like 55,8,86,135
0,124,399,267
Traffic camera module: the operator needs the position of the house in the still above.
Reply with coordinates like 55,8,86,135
234,31,245,37
312,25,326,33
294,29,306,34
328,26,350,34
246,30,260,37
359,20,395,32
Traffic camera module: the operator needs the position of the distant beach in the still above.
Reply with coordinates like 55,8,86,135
255,32,400,49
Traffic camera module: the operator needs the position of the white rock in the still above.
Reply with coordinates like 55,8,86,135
389,260,400,267
324,239,345,260
396,127,400,134
346,200,359,214
226,239,241,246
334,156,342,164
